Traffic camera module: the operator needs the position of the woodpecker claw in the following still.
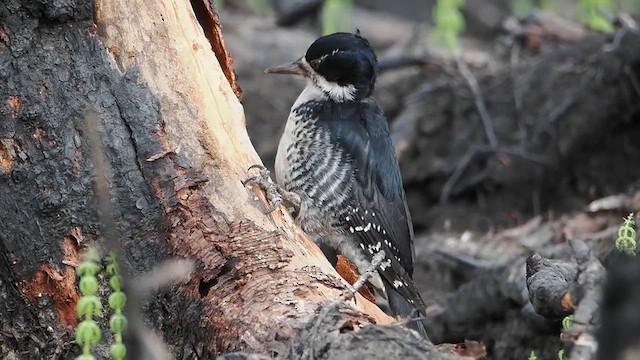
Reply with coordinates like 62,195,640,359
242,164,283,213
246,164,267,172
242,164,302,216
241,175,262,187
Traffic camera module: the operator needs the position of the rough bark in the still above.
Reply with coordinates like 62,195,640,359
0,0,458,359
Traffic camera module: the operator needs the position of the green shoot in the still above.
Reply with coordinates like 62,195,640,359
616,213,637,256
75,249,103,360
322,0,353,35
431,0,466,53
580,0,614,32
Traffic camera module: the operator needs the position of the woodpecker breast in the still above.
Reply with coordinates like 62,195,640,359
275,83,355,237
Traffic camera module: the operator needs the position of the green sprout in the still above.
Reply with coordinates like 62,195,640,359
431,0,466,53
512,0,535,18
539,0,554,12
616,213,637,256
245,0,271,13
580,0,614,32
512,0,555,18
75,249,103,360
107,252,127,360
562,314,574,329
529,351,538,360
322,0,353,35
75,249,129,359
555,314,574,359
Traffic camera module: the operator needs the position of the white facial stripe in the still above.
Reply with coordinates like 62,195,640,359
317,77,356,103
301,58,356,103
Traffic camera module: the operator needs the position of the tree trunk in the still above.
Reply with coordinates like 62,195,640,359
0,0,453,359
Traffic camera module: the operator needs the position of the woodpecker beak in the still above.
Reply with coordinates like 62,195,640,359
265,58,306,76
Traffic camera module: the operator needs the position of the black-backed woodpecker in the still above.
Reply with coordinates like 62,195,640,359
265,32,428,337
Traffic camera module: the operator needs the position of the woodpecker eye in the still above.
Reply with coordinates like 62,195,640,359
309,58,322,70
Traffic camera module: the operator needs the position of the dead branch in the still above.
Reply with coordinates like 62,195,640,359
456,56,498,148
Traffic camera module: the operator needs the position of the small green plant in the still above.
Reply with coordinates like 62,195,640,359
245,0,270,13
75,249,128,360
529,350,538,360
562,314,574,329
107,252,127,360
554,314,574,360
512,0,555,18
616,213,637,256
431,0,466,53
512,0,535,18
322,0,353,35
539,0,554,12
75,249,103,360
580,0,614,32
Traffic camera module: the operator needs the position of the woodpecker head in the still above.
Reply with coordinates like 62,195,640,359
266,32,378,102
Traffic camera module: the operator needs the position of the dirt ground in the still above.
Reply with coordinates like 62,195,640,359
220,4,640,359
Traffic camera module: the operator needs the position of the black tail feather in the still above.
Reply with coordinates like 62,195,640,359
386,284,429,339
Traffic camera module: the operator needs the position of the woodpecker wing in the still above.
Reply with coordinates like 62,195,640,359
316,98,425,312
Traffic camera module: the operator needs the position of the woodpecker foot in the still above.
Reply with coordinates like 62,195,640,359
242,164,281,213
242,164,301,215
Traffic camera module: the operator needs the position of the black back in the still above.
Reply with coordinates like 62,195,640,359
318,97,424,312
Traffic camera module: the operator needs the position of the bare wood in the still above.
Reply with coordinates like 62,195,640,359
92,0,392,354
